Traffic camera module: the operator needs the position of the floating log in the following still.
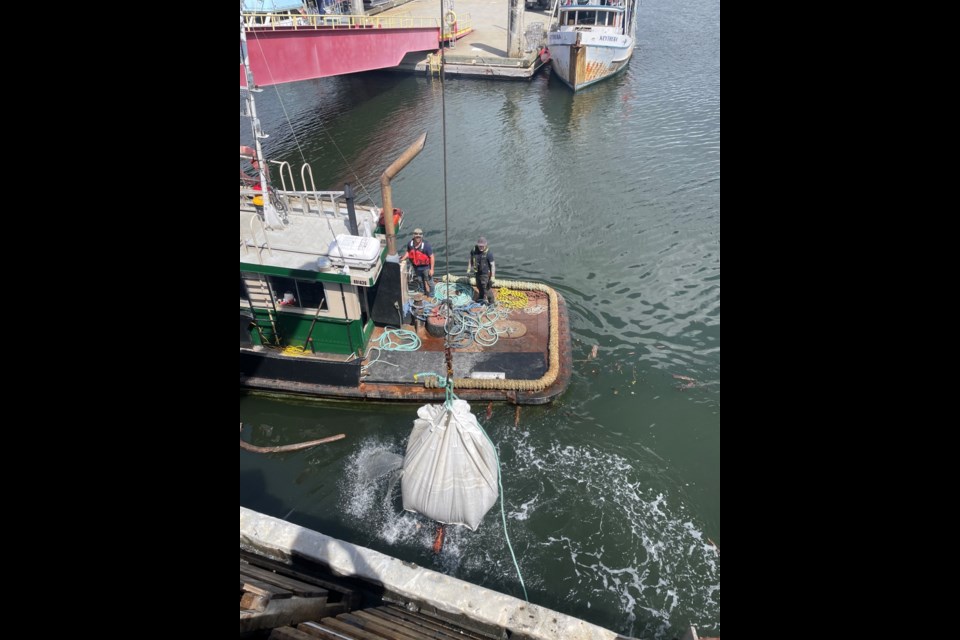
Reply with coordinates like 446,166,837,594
240,423,345,453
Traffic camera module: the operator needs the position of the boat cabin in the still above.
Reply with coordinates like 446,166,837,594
239,184,401,359
557,0,625,28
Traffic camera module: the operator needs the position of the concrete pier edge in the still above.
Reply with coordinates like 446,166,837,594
241,506,631,640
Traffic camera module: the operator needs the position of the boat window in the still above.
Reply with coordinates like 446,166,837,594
267,275,328,310
580,11,596,25
296,280,328,310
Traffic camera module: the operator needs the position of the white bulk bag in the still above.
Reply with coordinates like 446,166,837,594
401,399,499,531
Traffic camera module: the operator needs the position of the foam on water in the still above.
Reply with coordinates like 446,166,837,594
502,431,720,638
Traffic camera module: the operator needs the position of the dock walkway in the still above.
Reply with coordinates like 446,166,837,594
375,0,554,78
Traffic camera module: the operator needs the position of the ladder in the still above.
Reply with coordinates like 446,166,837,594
243,275,281,346
428,52,441,76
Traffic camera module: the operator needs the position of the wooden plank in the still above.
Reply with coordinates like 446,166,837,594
381,606,482,638
383,605,503,640
269,627,319,640
298,621,359,640
241,574,294,600
240,595,329,634
241,563,330,598
318,601,348,618
240,552,361,609
376,606,474,640
321,616,389,640
364,608,468,640
351,610,431,640
338,612,425,640
241,591,271,612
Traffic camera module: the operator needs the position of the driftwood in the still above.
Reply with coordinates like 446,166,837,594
240,423,345,453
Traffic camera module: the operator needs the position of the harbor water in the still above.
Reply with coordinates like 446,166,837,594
240,0,720,636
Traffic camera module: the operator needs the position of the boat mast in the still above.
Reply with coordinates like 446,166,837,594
240,7,282,228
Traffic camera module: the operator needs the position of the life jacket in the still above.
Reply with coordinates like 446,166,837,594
379,207,402,228
407,240,431,266
471,246,492,274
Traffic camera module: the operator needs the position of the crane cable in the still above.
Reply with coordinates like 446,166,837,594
438,12,528,603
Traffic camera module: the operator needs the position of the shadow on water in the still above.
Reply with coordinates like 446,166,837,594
537,67,632,132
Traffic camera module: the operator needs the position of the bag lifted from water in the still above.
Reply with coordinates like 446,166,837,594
401,399,499,531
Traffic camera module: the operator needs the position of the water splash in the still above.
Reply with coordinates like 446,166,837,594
337,431,719,638
502,432,720,638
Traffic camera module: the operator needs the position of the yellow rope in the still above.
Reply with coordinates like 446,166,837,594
438,276,562,392
495,286,529,310
281,345,309,356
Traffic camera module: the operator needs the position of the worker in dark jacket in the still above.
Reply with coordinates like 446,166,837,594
468,236,496,304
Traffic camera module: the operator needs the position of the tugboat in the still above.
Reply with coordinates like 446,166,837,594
239,11,572,405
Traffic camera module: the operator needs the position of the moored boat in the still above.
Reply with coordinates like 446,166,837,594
547,0,638,91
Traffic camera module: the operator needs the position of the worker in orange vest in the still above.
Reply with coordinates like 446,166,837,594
401,228,435,297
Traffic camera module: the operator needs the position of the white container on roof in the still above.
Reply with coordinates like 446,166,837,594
327,234,381,269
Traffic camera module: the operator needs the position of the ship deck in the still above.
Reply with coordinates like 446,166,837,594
240,284,572,405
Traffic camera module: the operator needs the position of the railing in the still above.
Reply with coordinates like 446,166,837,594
242,158,383,228
241,186,346,219
242,11,447,31
247,215,273,262
282,190,348,218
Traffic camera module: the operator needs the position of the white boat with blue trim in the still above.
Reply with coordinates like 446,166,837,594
547,0,638,91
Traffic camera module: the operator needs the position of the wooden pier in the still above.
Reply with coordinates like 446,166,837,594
241,507,635,640
242,550,540,639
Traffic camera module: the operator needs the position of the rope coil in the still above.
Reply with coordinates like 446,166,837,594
439,277,563,392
